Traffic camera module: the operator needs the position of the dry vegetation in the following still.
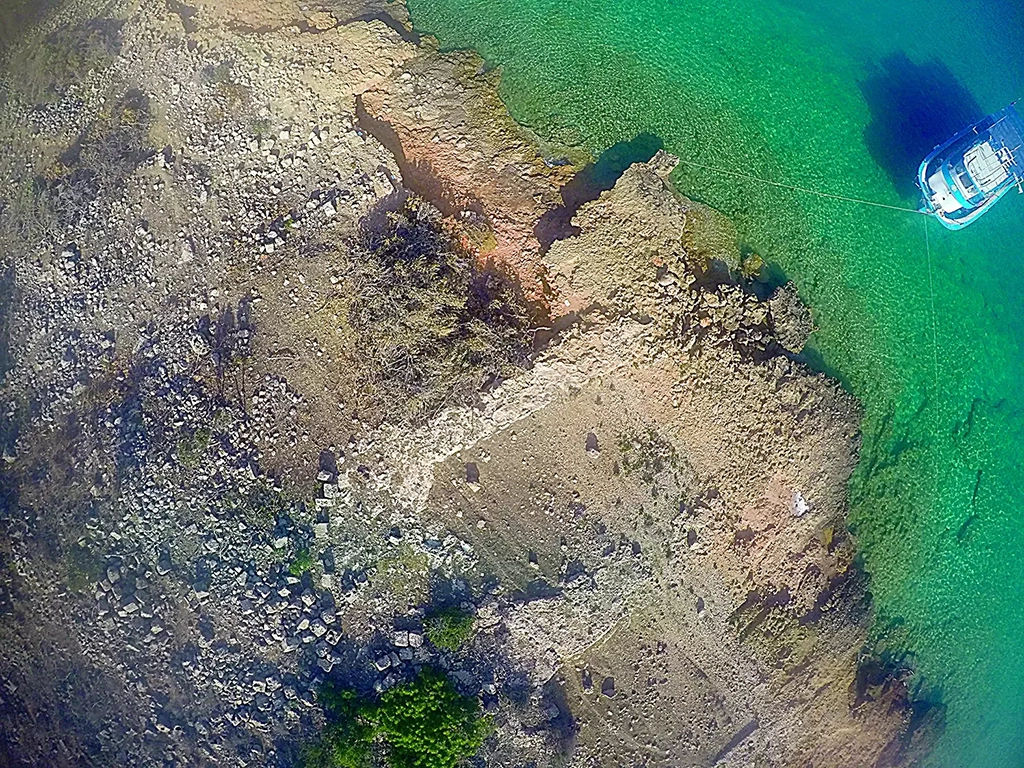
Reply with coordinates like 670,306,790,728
347,199,532,424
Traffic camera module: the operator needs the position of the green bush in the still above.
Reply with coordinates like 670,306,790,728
304,669,488,768
63,542,105,593
176,426,211,468
348,199,530,424
424,607,476,652
375,668,489,768
302,687,375,768
289,549,315,576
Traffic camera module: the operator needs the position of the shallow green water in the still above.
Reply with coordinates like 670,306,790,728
405,1,1024,765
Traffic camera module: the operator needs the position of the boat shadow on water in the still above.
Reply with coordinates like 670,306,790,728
858,52,984,199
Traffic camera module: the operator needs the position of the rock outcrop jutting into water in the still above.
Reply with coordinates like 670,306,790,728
0,0,939,766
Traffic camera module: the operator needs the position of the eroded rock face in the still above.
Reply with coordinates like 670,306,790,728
358,50,577,308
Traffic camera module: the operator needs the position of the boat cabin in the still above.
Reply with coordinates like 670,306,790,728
918,102,1024,229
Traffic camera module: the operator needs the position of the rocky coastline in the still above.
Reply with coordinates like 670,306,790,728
0,1,939,766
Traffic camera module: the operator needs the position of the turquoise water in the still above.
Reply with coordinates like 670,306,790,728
404,1,1024,765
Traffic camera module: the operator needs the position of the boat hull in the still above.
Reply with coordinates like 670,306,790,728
917,103,1024,230
917,152,1012,231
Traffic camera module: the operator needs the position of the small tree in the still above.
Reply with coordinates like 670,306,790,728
305,669,488,768
375,668,488,768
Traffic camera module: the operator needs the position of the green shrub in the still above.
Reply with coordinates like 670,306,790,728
305,669,488,768
302,687,374,768
375,668,489,768
424,607,475,651
289,549,315,577
63,542,105,593
176,426,211,468
348,199,530,424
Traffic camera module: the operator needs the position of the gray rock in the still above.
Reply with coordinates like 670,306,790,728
155,552,172,577
601,677,615,698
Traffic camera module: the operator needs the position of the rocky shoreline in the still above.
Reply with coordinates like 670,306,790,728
0,1,939,766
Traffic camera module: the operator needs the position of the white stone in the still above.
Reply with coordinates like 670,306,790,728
791,490,810,517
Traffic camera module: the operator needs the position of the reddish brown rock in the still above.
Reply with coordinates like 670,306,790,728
358,49,579,313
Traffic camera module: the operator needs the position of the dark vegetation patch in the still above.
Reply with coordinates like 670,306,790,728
201,58,254,124
62,536,107,593
196,296,254,382
617,427,683,492
0,265,14,384
347,199,531,425
17,18,124,101
175,425,212,468
303,668,489,768
0,0,59,56
39,88,154,227
0,624,128,766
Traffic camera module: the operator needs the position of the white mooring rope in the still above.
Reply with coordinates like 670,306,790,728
675,157,930,215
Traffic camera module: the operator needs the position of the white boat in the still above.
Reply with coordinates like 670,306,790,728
917,102,1024,230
